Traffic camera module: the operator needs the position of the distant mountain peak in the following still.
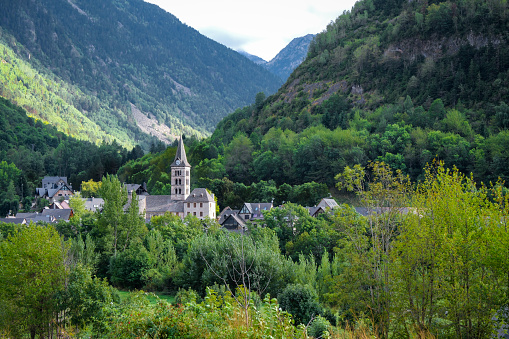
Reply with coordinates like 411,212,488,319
237,34,315,82
238,51,267,65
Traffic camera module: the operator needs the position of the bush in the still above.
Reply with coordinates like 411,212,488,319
308,315,331,338
278,284,323,325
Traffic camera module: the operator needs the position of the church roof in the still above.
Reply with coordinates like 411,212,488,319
171,136,190,167
185,188,214,202
144,196,184,213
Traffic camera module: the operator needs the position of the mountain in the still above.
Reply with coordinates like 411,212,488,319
238,34,315,81
199,0,509,189
0,0,282,148
238,51,267,65
265,34,315,81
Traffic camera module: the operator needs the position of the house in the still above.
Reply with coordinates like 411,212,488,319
83,197,104,212
125,183,149,196
217,202,274,231
0,217,27,225
306,206,326,218
218,207,237,224
138,136,216,221
317,198,339,210
40,208,73,222
221,213,247,233
48,200,71,210
238,202,273,223
36,176,74,203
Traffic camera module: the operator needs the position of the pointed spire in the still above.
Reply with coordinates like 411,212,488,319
171,136,190,167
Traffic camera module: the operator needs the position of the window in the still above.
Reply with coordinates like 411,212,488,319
200,212,203,217
193,212,196,216
194,203,196,208
200,203,203,208
187,203,190,208
179,188,181,194
244,215,249,220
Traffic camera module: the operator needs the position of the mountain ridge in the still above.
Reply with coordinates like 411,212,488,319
0,0,282,147
238,34,315,81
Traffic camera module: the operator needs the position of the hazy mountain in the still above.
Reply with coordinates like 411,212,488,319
265,34,315,81
238,51,267,65
238,34,315,81
0,0,282,148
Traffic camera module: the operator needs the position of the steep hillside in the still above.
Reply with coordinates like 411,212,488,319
200,0,509,188
0,0,282,147
0,96,137,205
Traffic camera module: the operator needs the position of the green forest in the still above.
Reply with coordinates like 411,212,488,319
2,163,509,338
3,0,509,337
0,0,282,147
0,97,144,216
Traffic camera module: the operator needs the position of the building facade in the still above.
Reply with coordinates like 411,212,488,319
139,136,216,221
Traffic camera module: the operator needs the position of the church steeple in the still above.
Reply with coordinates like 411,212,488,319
171,136,190,167
171,136,191,201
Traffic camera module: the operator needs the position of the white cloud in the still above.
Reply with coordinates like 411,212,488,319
145,0,358,61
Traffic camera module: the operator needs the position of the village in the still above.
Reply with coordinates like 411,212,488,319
0,137,344,231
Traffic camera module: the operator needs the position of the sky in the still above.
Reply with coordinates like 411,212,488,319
144,0,359,61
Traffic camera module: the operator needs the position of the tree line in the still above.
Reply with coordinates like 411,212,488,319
1,162,508,338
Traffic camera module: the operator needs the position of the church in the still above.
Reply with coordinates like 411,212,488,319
137,136,216,221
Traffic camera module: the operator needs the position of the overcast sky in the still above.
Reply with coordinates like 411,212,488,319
144,0,358,61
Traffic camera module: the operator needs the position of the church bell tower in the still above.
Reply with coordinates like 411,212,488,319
170,136,191,201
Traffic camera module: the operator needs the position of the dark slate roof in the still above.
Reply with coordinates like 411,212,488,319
0,217,26,224
145,196,184,213
125,184,141,193
222,213,247,230
170,136,191,167
242,203,273,215
16,212,38,219
218,207,239,225
41,208,73,220
185,188,214,203
307,206,324,217
125,184,149,195
31,215,55,223
42,176,68,187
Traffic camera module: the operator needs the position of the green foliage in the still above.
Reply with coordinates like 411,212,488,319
0,97,134,195
278,283,323,325
174,230,294,297
57,264,118,331
392,162,509,337
308,315,332,338
0,224,69,338
104,290,298,338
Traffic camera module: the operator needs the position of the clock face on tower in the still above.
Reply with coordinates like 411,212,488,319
176,160,181,165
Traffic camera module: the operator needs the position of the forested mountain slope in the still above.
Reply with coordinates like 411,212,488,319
0,96,137,212
202,0,509,188
0,0,282,147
